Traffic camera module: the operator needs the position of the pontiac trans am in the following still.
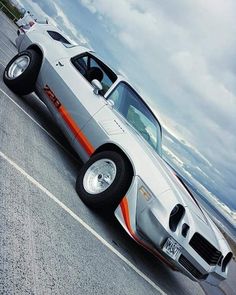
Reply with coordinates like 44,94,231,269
3,23,233,285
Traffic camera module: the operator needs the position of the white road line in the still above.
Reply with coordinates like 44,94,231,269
0,149,166,295
0,88,79,163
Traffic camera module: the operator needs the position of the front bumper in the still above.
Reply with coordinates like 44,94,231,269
115,175,230,285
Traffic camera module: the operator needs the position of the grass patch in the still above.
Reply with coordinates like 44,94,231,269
0,0,23,21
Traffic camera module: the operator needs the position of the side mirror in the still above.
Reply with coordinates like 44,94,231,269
91,79,103,95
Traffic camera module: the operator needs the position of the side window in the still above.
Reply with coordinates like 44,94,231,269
73,56,88,76
90,58,113,95
71,53,117,95
47,31,71,44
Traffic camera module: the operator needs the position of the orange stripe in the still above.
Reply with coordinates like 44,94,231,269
59,106,95,156
120,196,174,268
75,130,95,156
58,106,81,137
120,197,136,237
44,86,95,156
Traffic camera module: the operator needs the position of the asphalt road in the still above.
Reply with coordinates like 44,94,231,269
0,10,235,295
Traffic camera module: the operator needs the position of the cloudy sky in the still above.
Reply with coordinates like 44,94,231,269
15,0,236,221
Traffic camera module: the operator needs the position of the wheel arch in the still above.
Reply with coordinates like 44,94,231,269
3,48,43,95
93,143,135,177
26,44,44,63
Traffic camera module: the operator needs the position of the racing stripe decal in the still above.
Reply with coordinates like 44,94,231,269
120,196,174,268
75,130,95,156
44,85,95,156
120,196,136,237
58,105,80,137
58,106,94,155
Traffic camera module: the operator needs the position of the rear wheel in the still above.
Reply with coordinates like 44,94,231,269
3,49,41,95
76,151,133,212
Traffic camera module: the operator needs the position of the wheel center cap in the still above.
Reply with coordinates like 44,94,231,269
98,174,103,181
83,158,117,194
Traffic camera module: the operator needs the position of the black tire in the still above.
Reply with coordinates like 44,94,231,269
76,151,133,212
3,49,41,95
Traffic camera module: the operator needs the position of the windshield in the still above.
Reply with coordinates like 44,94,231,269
107,82,162,155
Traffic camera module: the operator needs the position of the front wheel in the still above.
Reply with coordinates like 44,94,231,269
3,49,41,95
76,151,133,212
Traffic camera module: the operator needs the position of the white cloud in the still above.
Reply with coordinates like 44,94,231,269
80,0,97,13
53,2,89,45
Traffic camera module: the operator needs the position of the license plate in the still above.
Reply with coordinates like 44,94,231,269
162,237,181,260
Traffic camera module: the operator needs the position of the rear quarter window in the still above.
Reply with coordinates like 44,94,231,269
47,30,71,44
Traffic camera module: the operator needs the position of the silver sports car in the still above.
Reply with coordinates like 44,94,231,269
3,23,233,285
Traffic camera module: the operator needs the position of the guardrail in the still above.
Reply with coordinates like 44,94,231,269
0,1,18,22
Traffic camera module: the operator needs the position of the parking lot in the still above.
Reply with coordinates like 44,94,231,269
0,10,235,295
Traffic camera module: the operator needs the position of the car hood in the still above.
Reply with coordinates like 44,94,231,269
122,121,209,223
111,113,224,245
157,161,208,224
132,127,230,250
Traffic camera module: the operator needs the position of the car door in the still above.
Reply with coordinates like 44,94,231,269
38,52,107,143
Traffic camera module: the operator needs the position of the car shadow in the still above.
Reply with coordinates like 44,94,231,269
89,209,193,294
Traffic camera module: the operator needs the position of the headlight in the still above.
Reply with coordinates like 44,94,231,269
222,252,233,272
169,204,185,232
